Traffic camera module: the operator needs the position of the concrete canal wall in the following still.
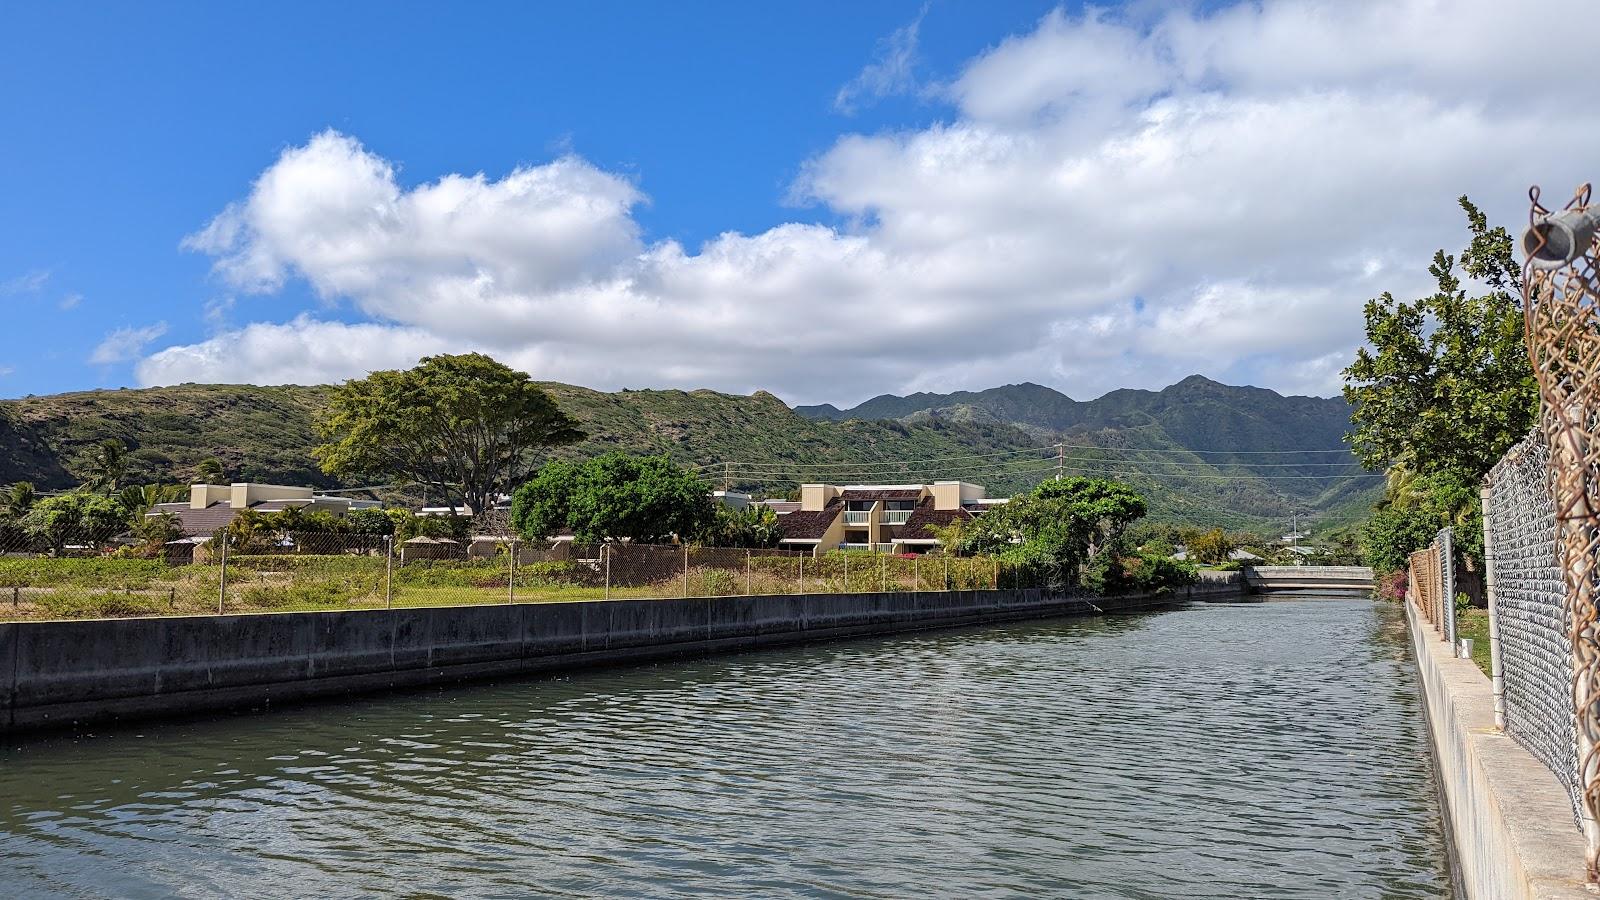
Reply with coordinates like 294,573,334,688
0,576,1242,734
1405,600,1590,899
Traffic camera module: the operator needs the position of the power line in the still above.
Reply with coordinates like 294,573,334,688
718,451,1366,473
701,440,1358,474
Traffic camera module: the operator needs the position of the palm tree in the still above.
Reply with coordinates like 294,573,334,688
3,481,34,521
82,438,129,492
195,457,226,485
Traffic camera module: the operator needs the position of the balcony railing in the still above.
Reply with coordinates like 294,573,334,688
883,510,913,525
843,510,872,525
838,542,897,553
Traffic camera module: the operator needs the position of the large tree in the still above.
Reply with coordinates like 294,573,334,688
1343,197,1536,479
21,492,128,553
960,476,1147,589
314,353,584,516
510,453,715,544
1342,198,1536,576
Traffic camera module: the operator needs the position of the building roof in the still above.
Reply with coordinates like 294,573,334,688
777,500,841,540
761,500,801,514
839,488,922,501
900,502,978,538
149,502,242,537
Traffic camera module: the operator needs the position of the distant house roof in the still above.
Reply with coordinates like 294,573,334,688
777,500,842,540
901,501,978,538
840,488,922,501
149,502,241,538
761,500,801,514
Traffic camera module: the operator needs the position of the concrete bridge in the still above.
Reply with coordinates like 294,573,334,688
1245,565,1374,596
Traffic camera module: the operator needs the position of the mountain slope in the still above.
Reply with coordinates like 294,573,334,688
794,376,1379,529
1,376,1379,530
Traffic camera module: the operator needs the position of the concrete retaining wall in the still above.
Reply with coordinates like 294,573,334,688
0,576,1242,734
1405,600,1590,898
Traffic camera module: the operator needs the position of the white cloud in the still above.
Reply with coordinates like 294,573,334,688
146,0,1599,405
835,6,926,115
59,293,82,310
91,322,169,365
1,270,50,295
138,316,453,385
0,365,14,377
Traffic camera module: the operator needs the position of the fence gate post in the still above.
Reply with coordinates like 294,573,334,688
218,536,228,615
385,535,394,609
508,539,517,604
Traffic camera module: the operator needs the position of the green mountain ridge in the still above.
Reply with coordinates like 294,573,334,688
1,376,1380,531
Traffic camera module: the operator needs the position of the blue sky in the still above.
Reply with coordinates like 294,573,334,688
1,2,1057,397
2,1,1591,405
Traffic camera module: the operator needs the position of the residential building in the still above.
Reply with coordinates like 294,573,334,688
775,481,1003,554
147,483,382,538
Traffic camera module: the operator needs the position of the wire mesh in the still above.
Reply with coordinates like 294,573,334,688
1487,428,1582,824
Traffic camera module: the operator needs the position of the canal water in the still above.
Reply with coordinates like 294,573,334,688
0,598,1449,898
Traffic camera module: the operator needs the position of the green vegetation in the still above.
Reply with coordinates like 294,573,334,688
1456,606,1492,676
315,353,585,515
1343,198,1535,579
955,476,1196,594
4,373,1381,531
511,453,716,544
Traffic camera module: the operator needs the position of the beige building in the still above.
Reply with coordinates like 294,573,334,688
775,481,1003,554
148,483,382,537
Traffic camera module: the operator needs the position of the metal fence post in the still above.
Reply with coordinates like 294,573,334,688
746,549,752,596
1482,484,1505,729
914,556,920,593
798,552,804,594
683,545,689,598
218,535,227,615
385,535,394,609
604,544,612,600
844,553,849,594
508,538,517,604
879,550,886,593
944,555,950,591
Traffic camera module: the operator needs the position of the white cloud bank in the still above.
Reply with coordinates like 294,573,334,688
140,0,1600,404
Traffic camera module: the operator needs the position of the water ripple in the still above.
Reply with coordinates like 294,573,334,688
0,598,1448,898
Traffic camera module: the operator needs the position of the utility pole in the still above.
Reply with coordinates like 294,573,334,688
1056,442,1064,480
723,461,731,492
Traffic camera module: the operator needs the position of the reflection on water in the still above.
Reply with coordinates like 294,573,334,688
0,598,1448,899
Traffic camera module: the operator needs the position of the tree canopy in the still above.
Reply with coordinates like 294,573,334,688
510,453,715,544
958,476,1148,589
1342,197,1536,575
314,353,584,516
20,492,128,553
1344,197,1536,479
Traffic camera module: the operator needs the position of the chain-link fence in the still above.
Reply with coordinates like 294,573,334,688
1409,528,1457,645
0,530,1024,622
1485,428,1582,822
